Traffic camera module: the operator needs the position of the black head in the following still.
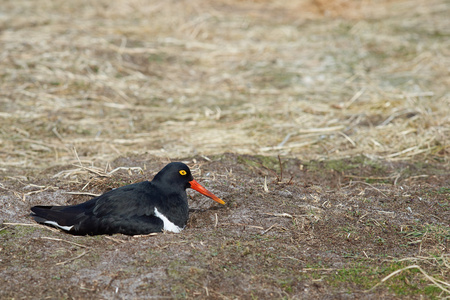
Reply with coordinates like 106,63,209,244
152,162,194,190
152,162,225,204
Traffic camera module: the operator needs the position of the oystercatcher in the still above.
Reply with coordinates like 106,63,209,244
30,162,224,235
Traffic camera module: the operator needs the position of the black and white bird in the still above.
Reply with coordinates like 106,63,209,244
30,162,224,235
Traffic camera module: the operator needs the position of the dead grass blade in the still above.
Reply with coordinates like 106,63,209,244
3,222,43,227
263,212,294,218
348,181,389,198
56,250,88,266
3,222,60,233
63,191,101,197
104,236,127,243
40,236,88,249
220,223,264,230
261,224,278,235
368,264,450,295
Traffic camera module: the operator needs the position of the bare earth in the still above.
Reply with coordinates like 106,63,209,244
1,154,449,298
0,0,449,299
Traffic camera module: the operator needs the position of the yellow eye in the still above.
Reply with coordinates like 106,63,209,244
179,170,187,176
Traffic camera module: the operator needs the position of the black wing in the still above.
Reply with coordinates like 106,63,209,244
31,181,165,235
91,181,159,217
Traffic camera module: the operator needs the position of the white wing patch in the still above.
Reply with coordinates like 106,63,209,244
44,220,74,231
154,207,184,233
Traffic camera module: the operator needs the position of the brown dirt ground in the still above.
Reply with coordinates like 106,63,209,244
1,0,449,298
1,154,449,299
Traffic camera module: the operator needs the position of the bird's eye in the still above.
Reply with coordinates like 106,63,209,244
179,170,187,176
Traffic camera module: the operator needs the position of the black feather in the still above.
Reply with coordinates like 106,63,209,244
30,162,193,235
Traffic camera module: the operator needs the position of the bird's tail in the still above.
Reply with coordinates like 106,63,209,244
31,206,78,232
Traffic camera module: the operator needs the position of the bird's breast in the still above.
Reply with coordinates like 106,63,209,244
153,207,185,233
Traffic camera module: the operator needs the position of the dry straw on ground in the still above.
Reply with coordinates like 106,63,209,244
0,0,449,174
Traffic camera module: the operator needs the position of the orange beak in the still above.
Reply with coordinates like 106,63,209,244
189,180,225,205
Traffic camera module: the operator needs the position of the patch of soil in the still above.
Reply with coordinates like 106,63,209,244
1,154,449,299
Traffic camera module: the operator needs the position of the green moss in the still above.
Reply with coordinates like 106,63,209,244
1,225,39,238
324,159,358,172
306,157,364,173
276,278,294,293
403,224,450,246
438,187,450,195
147,53,168,63
253,68,300,89
324,261,448,298
237,154,280,172
167,259,188,280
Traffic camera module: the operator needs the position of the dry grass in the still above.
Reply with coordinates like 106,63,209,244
1,3,449,297
370,256,450,295
1,0,449,173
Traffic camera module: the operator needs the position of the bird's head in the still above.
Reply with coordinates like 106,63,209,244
153,162,225,205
